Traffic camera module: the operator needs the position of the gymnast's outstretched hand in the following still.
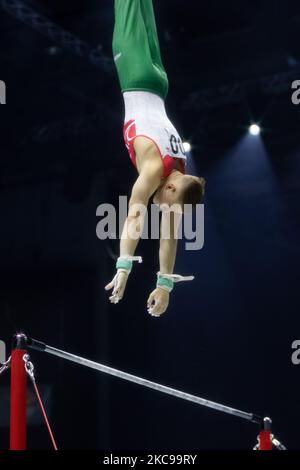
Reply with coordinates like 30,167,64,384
105,271,129,304
147,287,170,317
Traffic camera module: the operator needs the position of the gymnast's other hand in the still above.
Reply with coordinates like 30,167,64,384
105,271,129,304
147,287,169,317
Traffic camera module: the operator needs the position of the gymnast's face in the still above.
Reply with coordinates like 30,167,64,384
153,178,185,213
154,173,204,213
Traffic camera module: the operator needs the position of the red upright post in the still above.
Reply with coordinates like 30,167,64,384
10,334,27,450
259,417,272,451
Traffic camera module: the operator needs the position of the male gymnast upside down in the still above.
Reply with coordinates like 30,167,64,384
105,0,205,317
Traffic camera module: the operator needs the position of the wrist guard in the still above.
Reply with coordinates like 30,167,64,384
156,272,195,293
116,255,142,275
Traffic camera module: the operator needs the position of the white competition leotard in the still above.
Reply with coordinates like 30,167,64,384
123,91,186,178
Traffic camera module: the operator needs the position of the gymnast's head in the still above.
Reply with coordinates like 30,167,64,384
153,172,205,213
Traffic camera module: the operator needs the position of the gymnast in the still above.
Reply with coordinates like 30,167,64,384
105,0,205,317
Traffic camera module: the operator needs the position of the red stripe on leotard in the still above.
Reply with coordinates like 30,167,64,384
123,120,185,178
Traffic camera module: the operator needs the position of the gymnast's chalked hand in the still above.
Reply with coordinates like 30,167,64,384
147,287,169,317
105,271,129,304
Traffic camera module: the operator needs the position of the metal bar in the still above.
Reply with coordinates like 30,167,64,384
27,337,261,424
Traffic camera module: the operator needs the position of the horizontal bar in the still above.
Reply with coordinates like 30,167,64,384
27,337,262,424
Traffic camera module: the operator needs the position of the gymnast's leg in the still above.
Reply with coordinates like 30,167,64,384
112,0,169,100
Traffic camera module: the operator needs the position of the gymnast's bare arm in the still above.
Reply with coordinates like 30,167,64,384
147,210,181,317
105,137,163,303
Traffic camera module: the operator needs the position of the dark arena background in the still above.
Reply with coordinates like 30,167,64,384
0,0,300,454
